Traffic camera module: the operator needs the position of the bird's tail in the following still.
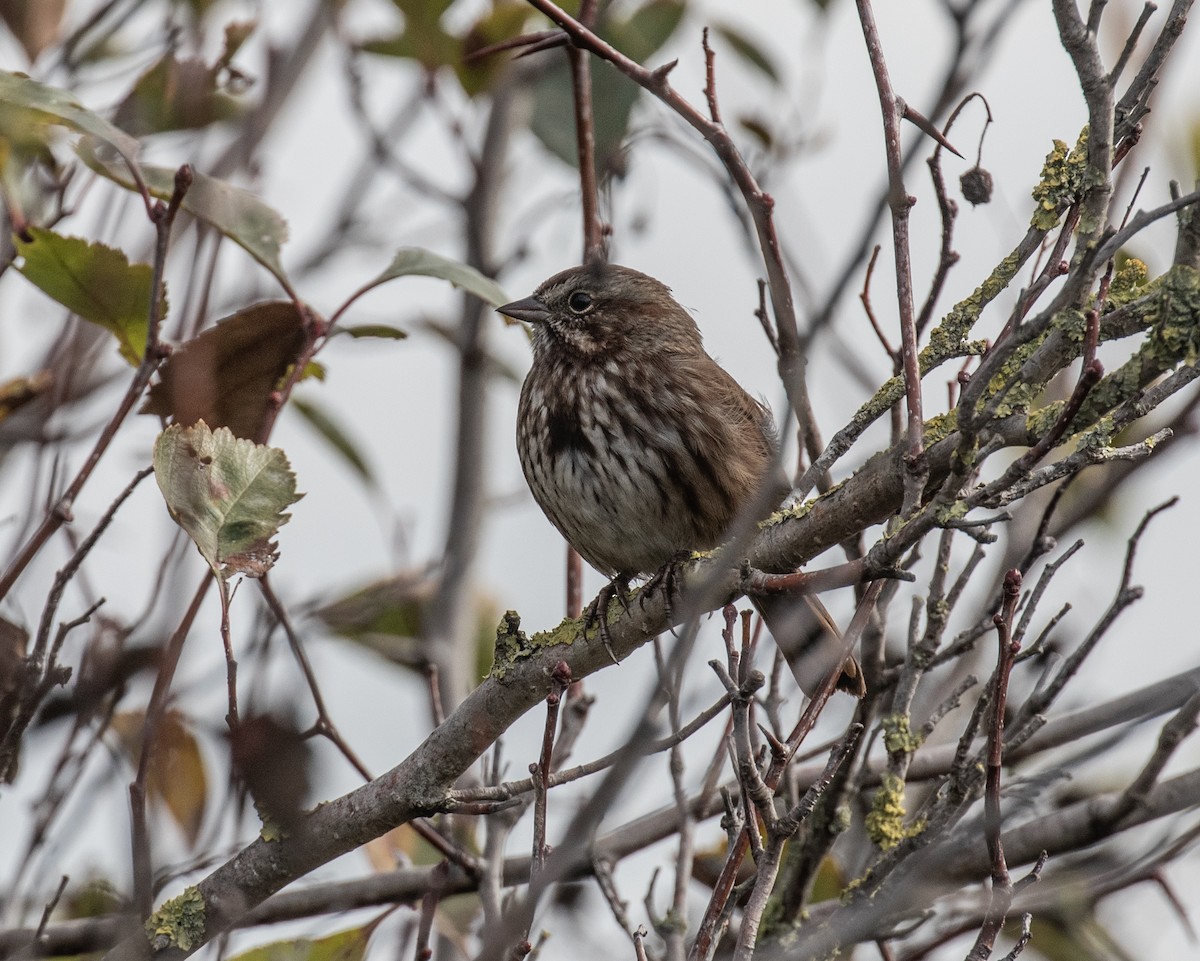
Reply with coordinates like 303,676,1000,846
752,592,866,698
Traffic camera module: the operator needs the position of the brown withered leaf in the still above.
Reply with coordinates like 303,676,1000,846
0,370,52,423
228,712,311,836
143,301,306,440
0,0,67,62
112,709,208,846
0,615,29,782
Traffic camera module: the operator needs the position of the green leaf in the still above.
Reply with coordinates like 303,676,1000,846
14,227,163,364
360,25,460,71
0,69,140,162
389,0,455,25
340,248,508,315
224,924,375,961
113,53,241,137
338,323,409,340
142,301,307,441
153,421,302,579
616,0,685,64
532,1,684,176
533,59,638,175
712,23,779,83
291,397,375,485
456,2,532,97
314,574,428,643
80,147,291,291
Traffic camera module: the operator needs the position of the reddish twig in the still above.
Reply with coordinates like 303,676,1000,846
741,557,912,598
701,27,721,124
752,278,779,357
569,0,604,264
563,0,603,619
531,661,572,880
464,29,563,63
965,569,1023,960
854,0,927,514
217,579,240,731
0,466,153,782
690,582,883,959
860,244,897,360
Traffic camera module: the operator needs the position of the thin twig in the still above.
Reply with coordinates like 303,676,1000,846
965,569,1023,960
855,0,927,515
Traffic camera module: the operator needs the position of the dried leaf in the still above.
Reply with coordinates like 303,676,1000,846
143,301,306,441
228,712,312,835
153,421,301,580
224,924,375,961
0,370,52,423
112,710,208,846
0,0,67,62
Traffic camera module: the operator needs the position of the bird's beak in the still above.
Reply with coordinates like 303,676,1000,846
497,296,550,325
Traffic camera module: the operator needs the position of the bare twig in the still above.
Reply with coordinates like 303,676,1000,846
855,0,927,514
964,569,1024,960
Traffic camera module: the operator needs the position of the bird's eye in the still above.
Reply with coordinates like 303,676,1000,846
567,291,593,314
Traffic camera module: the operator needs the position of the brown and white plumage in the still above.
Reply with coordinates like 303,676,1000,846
502,263,863,696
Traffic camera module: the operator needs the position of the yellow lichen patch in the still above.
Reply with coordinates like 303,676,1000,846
1151,265,1200,365
1030,127,1089,230
489,610,540,679
881,714,924,757
1107,256,1150,309
864,773,926,852
144,886,206,951
923,409,959,445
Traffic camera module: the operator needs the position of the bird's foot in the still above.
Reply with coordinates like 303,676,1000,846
641,551,691,624
584,574,632,665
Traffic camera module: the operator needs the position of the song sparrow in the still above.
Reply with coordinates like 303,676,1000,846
499,263,863,696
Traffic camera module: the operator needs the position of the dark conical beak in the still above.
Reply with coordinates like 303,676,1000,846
497,296,550,324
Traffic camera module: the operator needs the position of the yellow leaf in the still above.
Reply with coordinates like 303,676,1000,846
112,710,207,846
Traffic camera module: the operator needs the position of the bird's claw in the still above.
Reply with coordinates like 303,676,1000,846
585,575,631,664
641,551,690,624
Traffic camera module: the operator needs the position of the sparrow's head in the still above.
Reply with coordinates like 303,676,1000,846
498,263,702,360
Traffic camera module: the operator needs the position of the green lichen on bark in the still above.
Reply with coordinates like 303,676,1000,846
881,714,923,755
1020,264,1200,447
980,336,1049,419
144,886,205,951
489,600,635,679
1107,256,1150,309
489,609,541,678
864,773,925,851
1149,264,1200,364
922,409,959,446
1030,128,1089,230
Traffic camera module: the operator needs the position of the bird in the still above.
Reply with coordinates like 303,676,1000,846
498,263,864,697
